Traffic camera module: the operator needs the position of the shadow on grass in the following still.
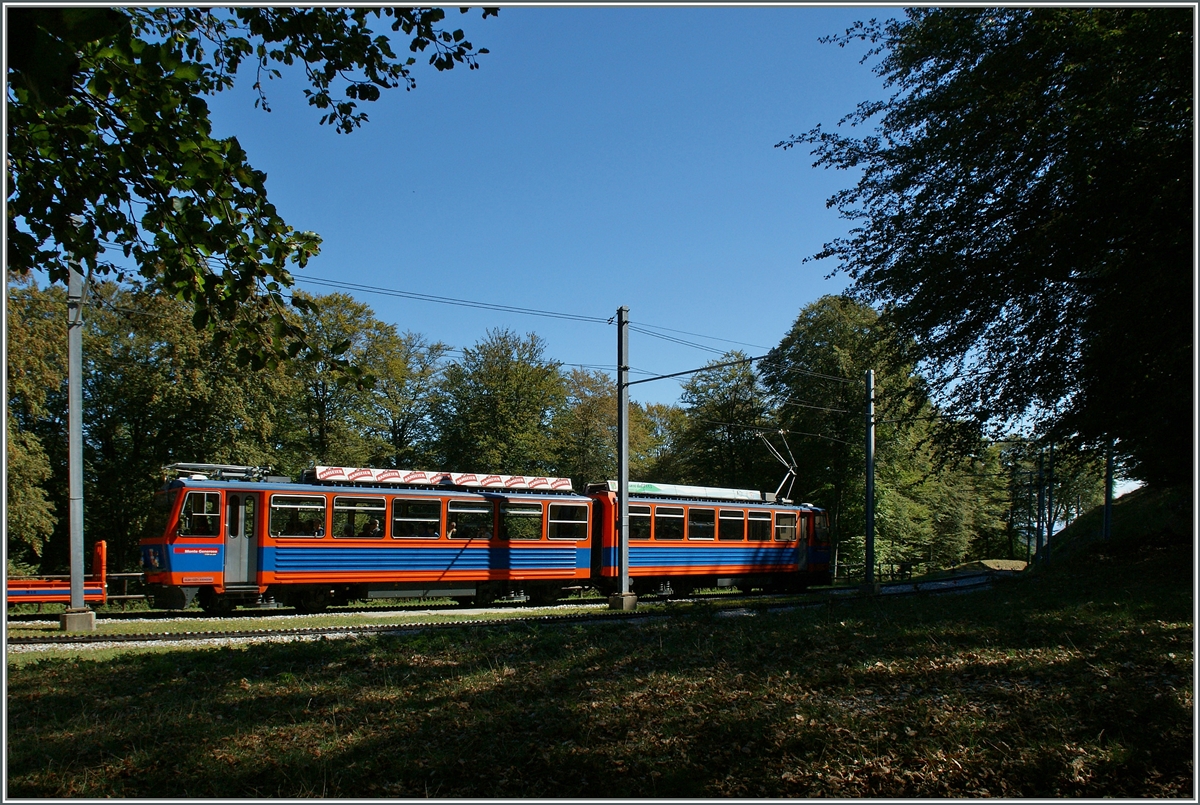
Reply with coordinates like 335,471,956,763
8,534,1192,798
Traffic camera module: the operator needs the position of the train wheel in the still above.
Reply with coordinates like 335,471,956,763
527,584,561,606
198,587,235,616
292,588,331,615
668,581,694,598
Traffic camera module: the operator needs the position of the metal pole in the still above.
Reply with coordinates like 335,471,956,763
616,306,631,600
67,262,87,614
1026,471,1033,564
1036,452,1045,561
1045,441,1054,562
1103,438,1114,540
864,369,875,587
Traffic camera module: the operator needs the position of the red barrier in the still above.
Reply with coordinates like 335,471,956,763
6,541,108,606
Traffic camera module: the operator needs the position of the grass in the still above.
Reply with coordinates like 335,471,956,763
6,487,1192,797
5,604,608,641
5,592,757,643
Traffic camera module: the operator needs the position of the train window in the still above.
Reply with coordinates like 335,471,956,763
814,513,830,542
798,515,808,542
718,510,745,541
748,511,771,541
655,506,684,540
333,497,386,538
688,508,715,540
548,504,588,540
501,503,543,540
245,496,256,538
775,512,797,542
629,505,652,540
448,501,494,539
149,489,179,537
178,491,221,536
227,495,240,538
269,495,327,538
392,499,441,538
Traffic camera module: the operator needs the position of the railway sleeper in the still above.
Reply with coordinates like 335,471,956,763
155,572,819,616
261,581,570,613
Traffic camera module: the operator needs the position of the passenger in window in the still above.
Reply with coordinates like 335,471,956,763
446,520,457,539
192,512,213,535
360,518,381,537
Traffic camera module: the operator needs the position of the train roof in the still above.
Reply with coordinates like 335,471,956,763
306,466,575,493
589,480,820,509
160,463,588,500
159,464,820,509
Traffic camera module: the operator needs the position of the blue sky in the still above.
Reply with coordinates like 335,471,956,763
205,5,896,406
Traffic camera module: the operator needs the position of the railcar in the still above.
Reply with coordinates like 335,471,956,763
587,481,831,596
140,463,832,613
141,464,592,613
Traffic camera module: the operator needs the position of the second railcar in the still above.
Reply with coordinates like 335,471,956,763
587,480,832,595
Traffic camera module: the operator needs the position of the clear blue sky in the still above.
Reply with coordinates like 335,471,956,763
206,5,895,406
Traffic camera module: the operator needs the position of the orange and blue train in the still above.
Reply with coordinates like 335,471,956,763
140,463,832,613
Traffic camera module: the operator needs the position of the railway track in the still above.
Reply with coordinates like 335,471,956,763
7,571,1004,648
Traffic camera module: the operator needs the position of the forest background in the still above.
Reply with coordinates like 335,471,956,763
8,281,1106,579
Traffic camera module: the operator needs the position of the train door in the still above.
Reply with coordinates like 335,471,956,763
224,493,258,585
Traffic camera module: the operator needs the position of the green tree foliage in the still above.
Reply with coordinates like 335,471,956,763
431,329,566,476
1046,448,1106,530
1002,438,1106,558
8,281,304,570
674,354,776,491
551,369,618,490
761,296,1012,576
6,279,66,571
363,330,450,469
760,297,890,567
81,284,301,568
284,292,393,467
781,8,1192,486
630,402,689,484
7,6,495,370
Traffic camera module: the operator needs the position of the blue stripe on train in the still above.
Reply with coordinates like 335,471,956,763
265,546,589,573
603,544,801,569
142,544,224,573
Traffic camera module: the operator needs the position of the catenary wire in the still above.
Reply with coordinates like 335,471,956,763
293,274,610,324
689,417,850,445
37,259,859,388
628,320,770,351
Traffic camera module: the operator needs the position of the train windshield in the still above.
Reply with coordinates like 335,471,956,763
814,513,830,543
148,489,180,537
